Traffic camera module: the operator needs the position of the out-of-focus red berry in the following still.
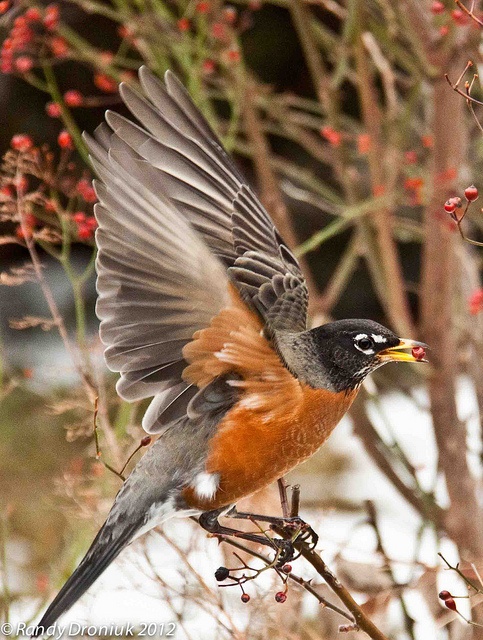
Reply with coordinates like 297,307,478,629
46,101,61,117
202,59,215,75
223,6,237,24
431,1,445,14
177,17,190,32
0,1,10,14
77,224,93,240
50,36,68,57
44,4,59,29
440,25,449,36
73,211,86,224
77,179,96,202
320,126,342,147
99,51,114,65
240,593,250,603
25,7,42,22
196,1,210,13
64,89,83,107
58,130,73,149
451,8,469,25
94,73,118,93
11,134,33,151
469,289,483,315
421,135,434,148
0,185,13,198
16,224,33,239
444,596,457,611
226,49,241,63
275,591,287,603
85,217,97,230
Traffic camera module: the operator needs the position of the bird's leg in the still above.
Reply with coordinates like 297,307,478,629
198,509,295,566
225,507,319,550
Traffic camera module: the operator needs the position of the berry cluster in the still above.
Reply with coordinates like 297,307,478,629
214,560,292,605
1,133,97,245
175,1,258,74
1,4,64,75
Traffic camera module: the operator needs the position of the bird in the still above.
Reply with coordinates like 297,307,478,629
33,67,427,635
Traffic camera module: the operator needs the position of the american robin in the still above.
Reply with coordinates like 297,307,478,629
33,68,427,634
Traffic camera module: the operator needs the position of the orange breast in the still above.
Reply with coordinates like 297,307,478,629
183,384,357,511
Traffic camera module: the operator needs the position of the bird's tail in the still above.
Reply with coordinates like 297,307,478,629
32,519,141,637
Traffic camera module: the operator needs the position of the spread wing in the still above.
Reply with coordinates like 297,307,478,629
85,68,308,433
86,126,230,433
105,67,308,333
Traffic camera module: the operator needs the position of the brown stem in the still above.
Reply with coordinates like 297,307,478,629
421,74,483,557
354,30,415,339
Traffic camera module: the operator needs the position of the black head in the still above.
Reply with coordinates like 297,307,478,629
275,319,427,392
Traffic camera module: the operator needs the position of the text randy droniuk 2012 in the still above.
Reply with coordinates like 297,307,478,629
0,622,177,638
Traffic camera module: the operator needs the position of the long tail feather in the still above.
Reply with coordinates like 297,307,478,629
32,521,140,637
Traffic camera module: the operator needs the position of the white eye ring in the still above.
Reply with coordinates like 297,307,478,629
354,335,375,354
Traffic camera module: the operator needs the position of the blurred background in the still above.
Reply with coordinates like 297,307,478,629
1,0,483,638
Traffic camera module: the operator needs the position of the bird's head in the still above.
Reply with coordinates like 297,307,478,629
275,319,428,392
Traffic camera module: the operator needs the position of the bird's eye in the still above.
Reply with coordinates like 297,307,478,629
355,336,375,352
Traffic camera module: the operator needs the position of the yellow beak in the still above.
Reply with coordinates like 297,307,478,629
378,338,429,363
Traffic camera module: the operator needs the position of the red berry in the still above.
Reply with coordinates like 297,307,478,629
202,59,215,75
444,200,456,213
46,101,61,117
281,564,292,574
431,1,445,14
196,1,210,13
15,55,33,73
15,225,33,240
11,134,33,151
64,89,83,107
140,435,152,447
0,1,9,14
275,591,287,603
94,73,118,93
73,211,86,224
99,51,114,65
240,593,250,603
226,49,241,64
44,4,59,29
57,130,73,149
50,36,68,57
223,6,237,24
177,17,190,32
451,8,468,25
444,596,457,612
320,126,342,147
439,590,452,601
411,346,426,361
85,216,98,230
76,179,96,202
465,185,478,202
77,224,93,240
25,7,42,22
